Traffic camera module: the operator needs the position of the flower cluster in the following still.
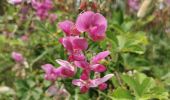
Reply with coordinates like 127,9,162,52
128,0,140,11
31,0,57,22
42,11,113,93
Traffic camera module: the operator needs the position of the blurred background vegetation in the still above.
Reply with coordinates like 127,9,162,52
0,0,170,99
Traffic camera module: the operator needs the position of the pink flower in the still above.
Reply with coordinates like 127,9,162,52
56,59,76,77
49,14,57,24
74,51,110,81
59,36,88,61
7,0,22,5
72,74,114,93
42,60,76,81
32,0,53,20
41,64,61,81
21,35,29,41
91,51,110,64
76,11,107,41
11,52,24,63
128,0,140,11
58,20,80,36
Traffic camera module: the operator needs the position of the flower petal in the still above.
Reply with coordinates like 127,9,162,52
90,74,114,87
91,51,110,64
76,11,94,32
91,64,106,72
74,61,89,69
58,20,74,36
72,38,88,50
72,79,84,87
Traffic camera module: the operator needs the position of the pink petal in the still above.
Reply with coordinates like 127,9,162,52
80,86,89,93
56,59,74,71
61,37,73,52
61,68,74,77
90,74,113,87
11,52,24,63
98,83,107,90
91,64,106,72
58,20,74,36
80,70,90,80
76,11,94,32
74,61,89,69
89,25,106,41
72,79,84,87
41,64,53,73
72,38,88,50
69,51,86,61
91,51,110,64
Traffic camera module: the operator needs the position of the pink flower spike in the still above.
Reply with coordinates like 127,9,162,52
91,51,110,64
58,20,74,36
76,11,107,41
11,52,24,63
98,83,107,90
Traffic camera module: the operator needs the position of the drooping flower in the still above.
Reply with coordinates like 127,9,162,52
11,52,24,63
76,11,107,41
72,74,114,93
74,51,110,80
128,0,140,11
58,20,80,36
59,36,88,61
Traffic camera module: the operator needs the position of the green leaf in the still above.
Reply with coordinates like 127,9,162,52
112,87,134,99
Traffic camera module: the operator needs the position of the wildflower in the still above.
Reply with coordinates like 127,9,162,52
128,0,140,11
31,0,53,20
11,52,24,63
42,60,75,81
72,74,114,93
48,14,57,24
58,20,80,36
76,11,107,41
74,51,110,80
59,36,88,61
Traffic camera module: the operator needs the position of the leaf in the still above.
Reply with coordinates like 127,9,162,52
112,87,134,99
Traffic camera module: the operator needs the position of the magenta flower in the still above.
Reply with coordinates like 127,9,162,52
42,60,76,81
128,0,140,11
59,36,88,61
41,64,61,81
56,59,76,77
11,52,24,63
72,74,114,93
49,14,57,24
76,11,107,41
74,51,110,80
32,0,53,20
7,0,22,5
58,20,80,36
